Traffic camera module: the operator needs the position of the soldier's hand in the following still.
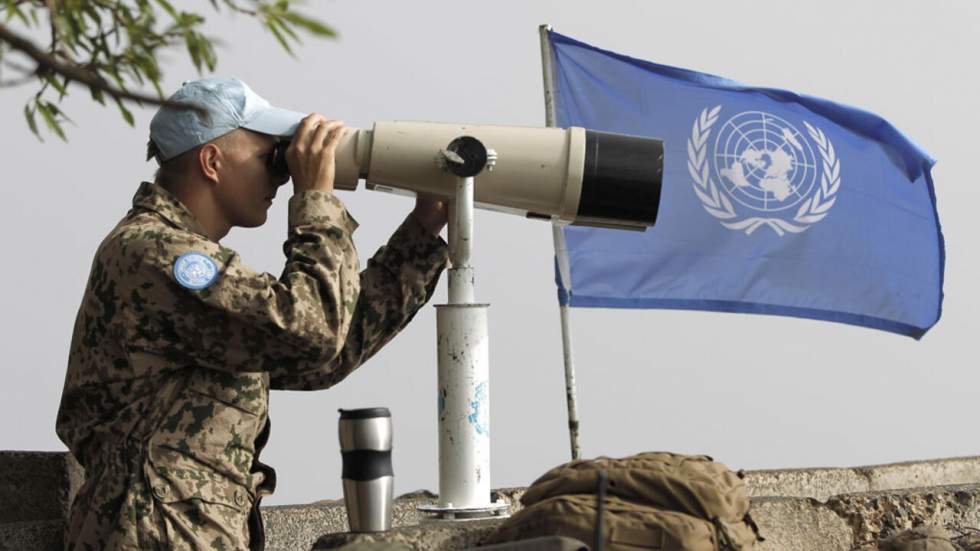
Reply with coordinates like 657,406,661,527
287,114,347,194
411,194,449,237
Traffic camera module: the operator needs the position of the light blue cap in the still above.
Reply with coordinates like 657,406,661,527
148,77,306,163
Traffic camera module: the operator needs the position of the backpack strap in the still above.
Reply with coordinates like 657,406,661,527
743,514,764,543
594,470,608,551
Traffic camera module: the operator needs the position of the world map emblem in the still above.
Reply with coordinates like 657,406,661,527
173,252,220,290
688,106,841,235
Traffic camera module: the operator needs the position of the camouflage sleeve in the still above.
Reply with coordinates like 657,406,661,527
268,213,449,390
122,191,362,373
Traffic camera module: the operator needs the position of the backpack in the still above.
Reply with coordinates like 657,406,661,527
877,526,960,551
486,452,762,551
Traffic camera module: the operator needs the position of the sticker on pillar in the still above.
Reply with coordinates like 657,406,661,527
438,388,447,421
468,382,489,436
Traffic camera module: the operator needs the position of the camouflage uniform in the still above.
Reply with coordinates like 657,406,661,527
56,182,448,550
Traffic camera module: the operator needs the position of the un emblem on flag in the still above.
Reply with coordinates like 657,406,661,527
688,106,841,236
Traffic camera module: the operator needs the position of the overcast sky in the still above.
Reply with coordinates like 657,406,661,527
1,0,978,506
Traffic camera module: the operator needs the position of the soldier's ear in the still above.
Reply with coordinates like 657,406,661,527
198,143,222,185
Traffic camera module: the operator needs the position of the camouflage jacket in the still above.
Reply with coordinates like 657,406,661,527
55,182,448,550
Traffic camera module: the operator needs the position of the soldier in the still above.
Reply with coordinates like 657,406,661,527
55,77,449,550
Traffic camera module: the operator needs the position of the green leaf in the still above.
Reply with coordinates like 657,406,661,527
281,11,335,37
196,33,217,71
185,32,203,71
37,102,66,141
6,0,338,144
44,102,74,127
105,64,126,89
82,5,102,25
23,104,40,139
44,72,68,98
153,0,178,19
151,79,164,99
177,10,204,26
135,52,161,81
276,15,299,41
63,7,84,36
8,4,30,26
89,86,106,105
266,18,294,55
115,98,135,126
129,62,146,85
136,0,153,19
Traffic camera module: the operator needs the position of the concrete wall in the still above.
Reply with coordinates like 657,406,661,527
744,456,980,501
3,451,979,551
312,484,980,551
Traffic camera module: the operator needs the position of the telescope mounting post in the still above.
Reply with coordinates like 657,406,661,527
447,172,475,304
418,136,509,521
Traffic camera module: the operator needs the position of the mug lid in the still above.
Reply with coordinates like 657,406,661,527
338,407,391,419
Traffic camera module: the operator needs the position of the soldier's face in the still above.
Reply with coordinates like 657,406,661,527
216,130,289,228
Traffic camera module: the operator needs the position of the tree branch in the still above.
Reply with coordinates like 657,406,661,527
44,0,58,54
0,20,201,113
223,1,258,16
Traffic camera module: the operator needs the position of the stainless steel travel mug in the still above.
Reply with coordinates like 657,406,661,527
338,407,393,532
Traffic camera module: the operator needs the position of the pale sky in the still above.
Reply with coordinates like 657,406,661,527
1,0,978,506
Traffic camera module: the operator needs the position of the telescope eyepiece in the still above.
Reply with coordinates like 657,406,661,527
269,139,291,178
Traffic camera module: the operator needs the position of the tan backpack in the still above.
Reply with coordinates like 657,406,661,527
875,526,960,551
486,452,762,551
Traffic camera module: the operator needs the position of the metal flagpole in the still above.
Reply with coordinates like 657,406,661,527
539,24,581,461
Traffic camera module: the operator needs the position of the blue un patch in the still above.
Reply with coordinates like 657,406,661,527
173,252,220,290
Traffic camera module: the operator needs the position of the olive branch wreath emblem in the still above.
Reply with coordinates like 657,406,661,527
687,105,842,236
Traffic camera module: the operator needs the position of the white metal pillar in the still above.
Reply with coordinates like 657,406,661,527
419,139,508,520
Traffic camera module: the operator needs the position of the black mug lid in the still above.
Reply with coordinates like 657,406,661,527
338,407,391,419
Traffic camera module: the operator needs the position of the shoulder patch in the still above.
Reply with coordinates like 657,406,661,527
173,252,220,290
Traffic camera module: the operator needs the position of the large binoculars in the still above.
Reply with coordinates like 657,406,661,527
271,122,664,230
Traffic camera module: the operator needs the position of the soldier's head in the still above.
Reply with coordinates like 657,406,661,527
147,78,303,232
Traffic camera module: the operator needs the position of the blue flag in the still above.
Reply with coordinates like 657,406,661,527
547,31,944,338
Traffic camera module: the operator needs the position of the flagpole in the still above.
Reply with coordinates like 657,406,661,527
539,24,581,461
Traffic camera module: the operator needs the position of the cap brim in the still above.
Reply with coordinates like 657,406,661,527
243,107,306,137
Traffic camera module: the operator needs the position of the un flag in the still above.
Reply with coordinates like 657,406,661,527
547,31,944,338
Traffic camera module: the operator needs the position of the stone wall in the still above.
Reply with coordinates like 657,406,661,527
2,451,979,550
